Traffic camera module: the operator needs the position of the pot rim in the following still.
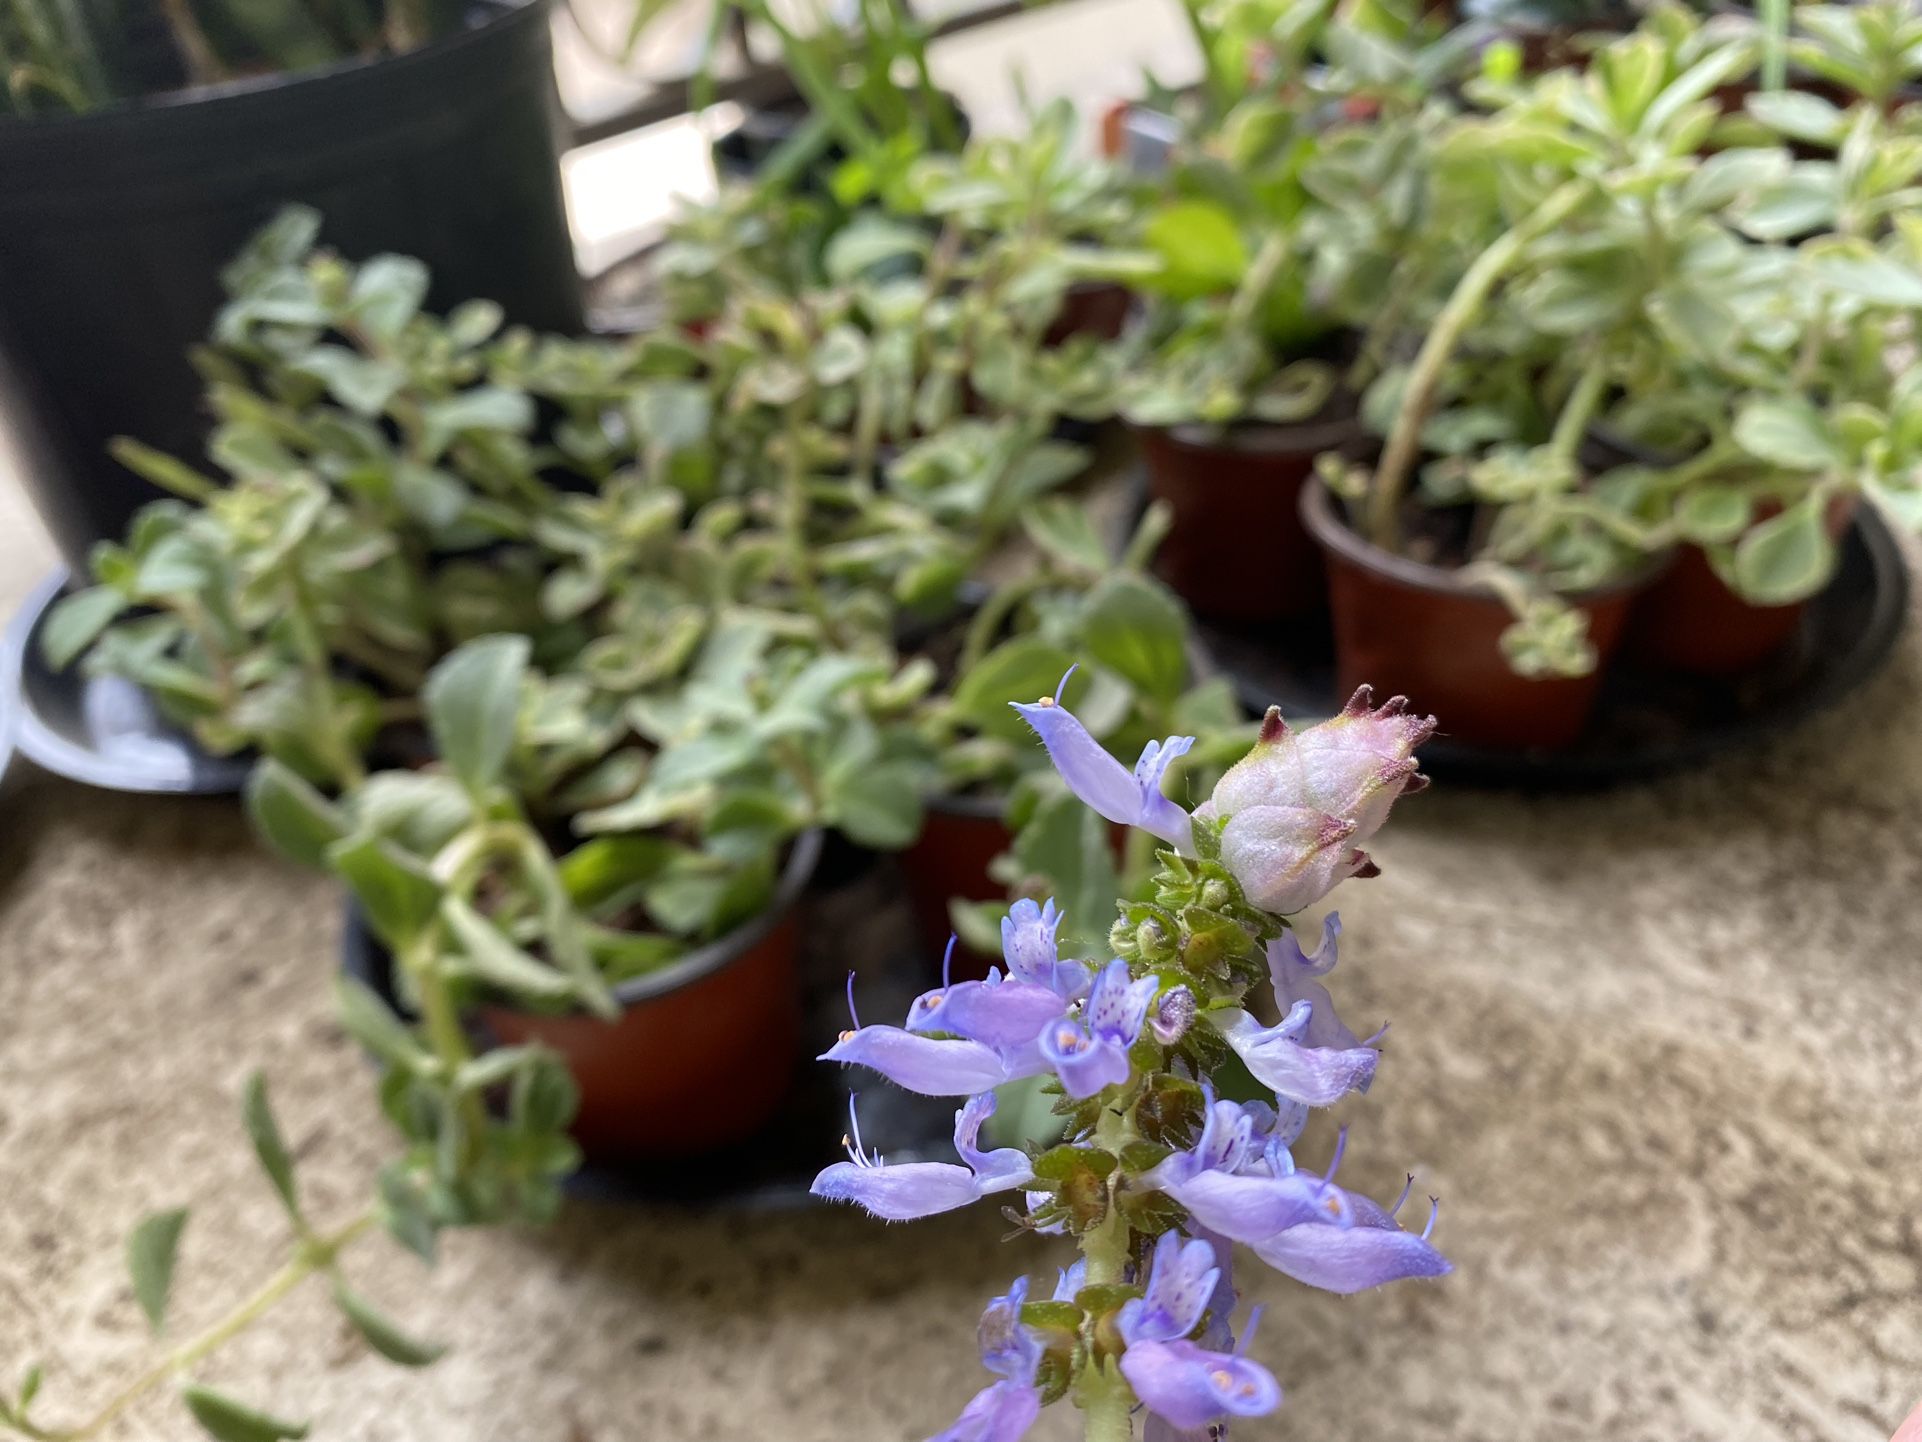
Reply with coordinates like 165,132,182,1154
1132,410,1364,459
1298,476,1669,604
0,0,534,133
602,827,823,1009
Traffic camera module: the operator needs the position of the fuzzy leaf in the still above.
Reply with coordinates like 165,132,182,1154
242,1074,300,1221
328,835,442,950
1732,497,1835,605
331,1280,447,1367
441,896,577,1005
127,1208,189,1333
422,635,529,795
334,975,425,1070
39,586,127,670
246,760,349,870
1080,573,1189,706
181,1385,309,1442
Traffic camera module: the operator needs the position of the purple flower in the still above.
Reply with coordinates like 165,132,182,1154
1209,1002,1378,1106
1139,1096,1331,1245
1120,1308,1282,1432
812,1092,1033,1221
1248,1143,1452,1294
1011,670,1196,854
1194,690,1433,914
1118,1232,1220,1345
1266,914,1366,1051
1038,958,1161,1098
1000,898,1092,1001
1148,985,1195,1045
822,975,1049,1097
908,976,1069,1053
928,1279,1045,1442
1051,1259,1086,1301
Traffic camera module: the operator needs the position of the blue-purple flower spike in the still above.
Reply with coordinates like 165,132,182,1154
817,684,1448,1442
1010,669,1197,854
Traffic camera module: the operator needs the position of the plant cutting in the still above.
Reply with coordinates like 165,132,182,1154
0,0,578,579
1119,0,1480,623
814,676,1449,1441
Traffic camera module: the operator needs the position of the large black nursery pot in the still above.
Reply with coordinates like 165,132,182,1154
0,0,582,576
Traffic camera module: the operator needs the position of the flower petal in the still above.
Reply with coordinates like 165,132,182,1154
1000,899,1066,990
1120,1339,1282,1430
927,1380,1042,1442
1085,958,1160,1045
1153,1167,1334,1245
954,1092,1034,1193
1250,1215,1452,1295
810,1159,985,1221
1118,1232,1220,1344
1011,683,1196,854
1211,1008,1377,1106
978,1277,1042,1384
1038,1018,1134,1098
909,978,1068,1052
821,1026,1018,1096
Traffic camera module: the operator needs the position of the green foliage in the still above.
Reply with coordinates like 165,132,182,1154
127,1208,190,1334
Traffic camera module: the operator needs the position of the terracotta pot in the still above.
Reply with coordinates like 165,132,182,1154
1045,281,1131,346
899,793,1012,982
1625,496,1857,677
476,830,822,1161
1134,412,1368,624
1300,480,1651,752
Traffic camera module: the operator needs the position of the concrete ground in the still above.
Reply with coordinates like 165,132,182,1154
5,440,1922,1439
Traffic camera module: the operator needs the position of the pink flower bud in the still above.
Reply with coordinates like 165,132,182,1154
1196,687,1434,915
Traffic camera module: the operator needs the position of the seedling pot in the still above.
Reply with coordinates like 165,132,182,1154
1300,479,1651,752
0,0,582,576
1133,411,1367,624
345,830,822,1163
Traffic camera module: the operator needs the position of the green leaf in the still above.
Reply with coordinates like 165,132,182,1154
824,215,930,283
440,895,577,1005
1020,500,1112,573
1675,486,1753,544
1812,251,1922,307
181,1384,310,1442
556,835,679,912
1080,574,1190,706
1731,497,1836,605
630,380,713,451
241,1074,300,1221
825,760,926,850
245,760,349,869
350,255,431,341
422,634,529,795
1143,201,1247,298
39,586,127,670
331,1279,446,1367
376,1165,438,1264
294,345,406,416
108,438,220,502
950,636,1076,743
1733,398,1839,472
334,974,426,1070
127,1207,189,1333
327,835,443,950
1745,90,1846,146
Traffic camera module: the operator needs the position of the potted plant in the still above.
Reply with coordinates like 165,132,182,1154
0,2,580,580
1304,16,1783,747
1120,0,1480,624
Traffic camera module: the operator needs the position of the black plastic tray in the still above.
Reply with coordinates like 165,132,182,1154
1194,507,1910,788
339,862,958,1211
1,570,254,794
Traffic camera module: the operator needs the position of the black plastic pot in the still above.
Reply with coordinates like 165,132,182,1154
0,0,583,576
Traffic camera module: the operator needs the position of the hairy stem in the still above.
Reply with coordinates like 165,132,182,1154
1079,1103,1135,1442
1367,179,1590,550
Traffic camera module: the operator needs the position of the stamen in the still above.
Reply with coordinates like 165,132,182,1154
845,970,861,1030
1052,663,1079,705
845,1093,873,1166
1389,1173,1415,1217
1423,1197,1441,1241
1209,1370,1234,1391
1324,1124,1349,1183
1236,1304,1266,1356
1362,1020,1391,1047
942,935,956,989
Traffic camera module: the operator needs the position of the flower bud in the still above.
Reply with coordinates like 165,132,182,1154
1149,985,1195,1045
1196,688,1434,915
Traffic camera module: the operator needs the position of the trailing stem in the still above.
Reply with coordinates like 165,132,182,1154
1366,179,1590,551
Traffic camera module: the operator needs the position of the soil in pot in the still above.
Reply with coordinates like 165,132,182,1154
475,830,823,1161
1624,495,1858,678
1299,478,1653,752
1133,398,1371,625
0,0,582,577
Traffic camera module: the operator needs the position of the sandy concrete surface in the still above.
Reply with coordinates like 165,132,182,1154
4,450,1922,1440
